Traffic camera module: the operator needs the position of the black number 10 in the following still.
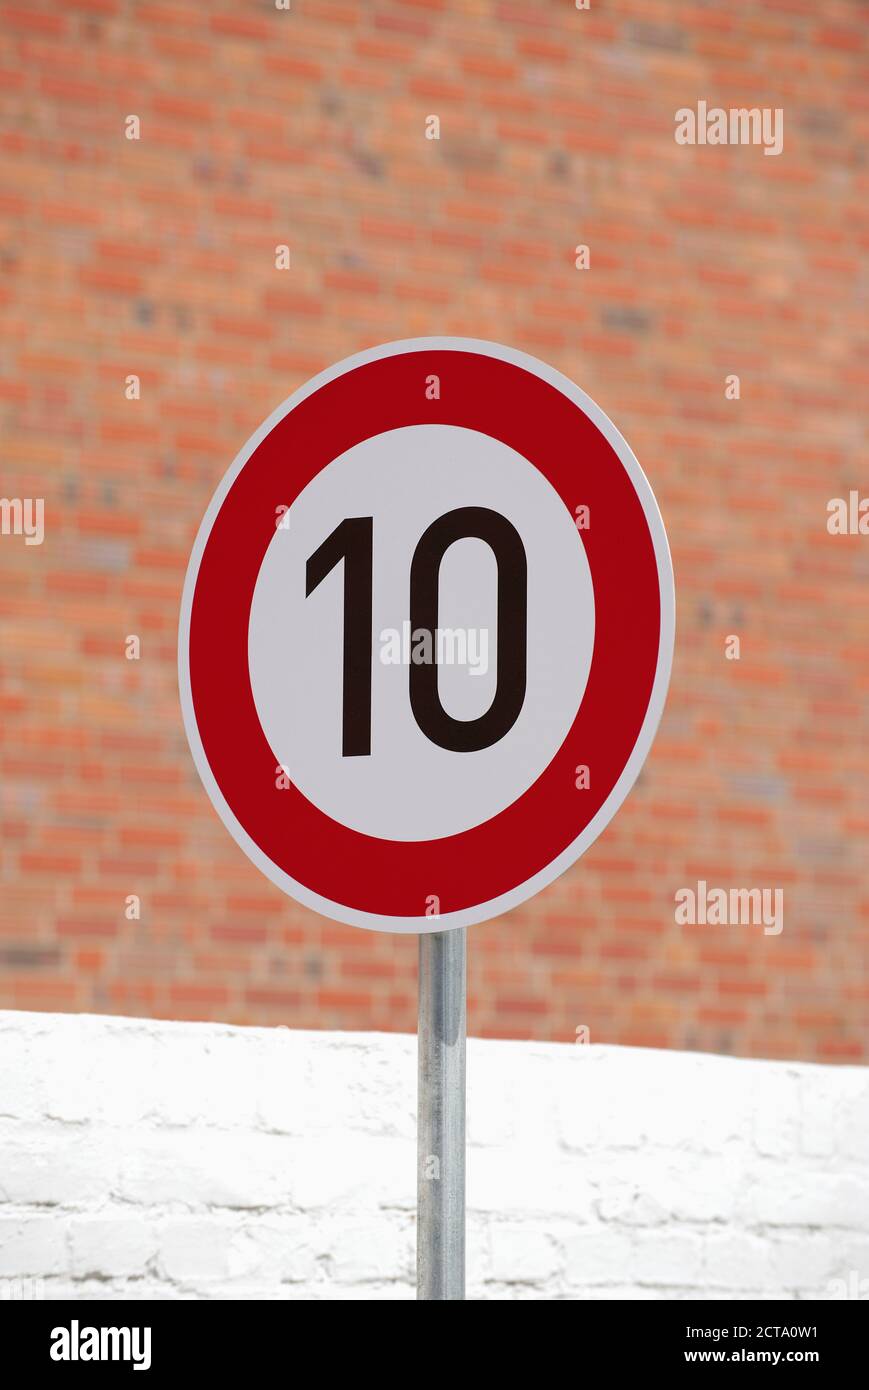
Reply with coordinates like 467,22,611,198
305,506,527,757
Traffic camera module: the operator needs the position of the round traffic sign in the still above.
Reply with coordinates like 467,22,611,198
179,338,674,932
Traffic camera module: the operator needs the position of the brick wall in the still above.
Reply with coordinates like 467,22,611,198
0,1,866,1060
1,1011,867,1299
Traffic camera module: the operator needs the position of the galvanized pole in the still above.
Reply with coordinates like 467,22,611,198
417,927,466,1300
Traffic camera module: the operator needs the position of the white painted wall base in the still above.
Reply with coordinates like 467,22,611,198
0,1012,867,1300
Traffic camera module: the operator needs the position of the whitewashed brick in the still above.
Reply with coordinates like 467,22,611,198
703,1230,775,1290
799,1078,836,1157
0,1010,864,1300
225,1218,318,1284
325,1218,413,1283
117,1130,294,1208
159,1218,234,1283
0,1124,116,1205
633,1230,704,1285
839,1082,869,1162
70,1216,157,1278
489,1223,561,1282
752,1069,801,1157
563,1226,635,1285
767,1232,840,1291
0,1217,68,1276
749,1173,869,1231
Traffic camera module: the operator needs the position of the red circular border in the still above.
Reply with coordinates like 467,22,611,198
189,350,661,917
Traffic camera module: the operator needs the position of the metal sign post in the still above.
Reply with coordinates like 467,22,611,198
417,928,466,1300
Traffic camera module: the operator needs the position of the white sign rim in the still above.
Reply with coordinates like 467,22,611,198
178,336,676,934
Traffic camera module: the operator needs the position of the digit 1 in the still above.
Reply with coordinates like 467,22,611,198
305,516,373,757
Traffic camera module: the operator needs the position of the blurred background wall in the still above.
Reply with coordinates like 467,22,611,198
0,0,865,1060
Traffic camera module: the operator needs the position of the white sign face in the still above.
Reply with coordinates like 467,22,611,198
249,423,594,842
179,338,674,933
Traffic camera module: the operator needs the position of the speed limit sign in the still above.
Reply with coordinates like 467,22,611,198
179,337,674,933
